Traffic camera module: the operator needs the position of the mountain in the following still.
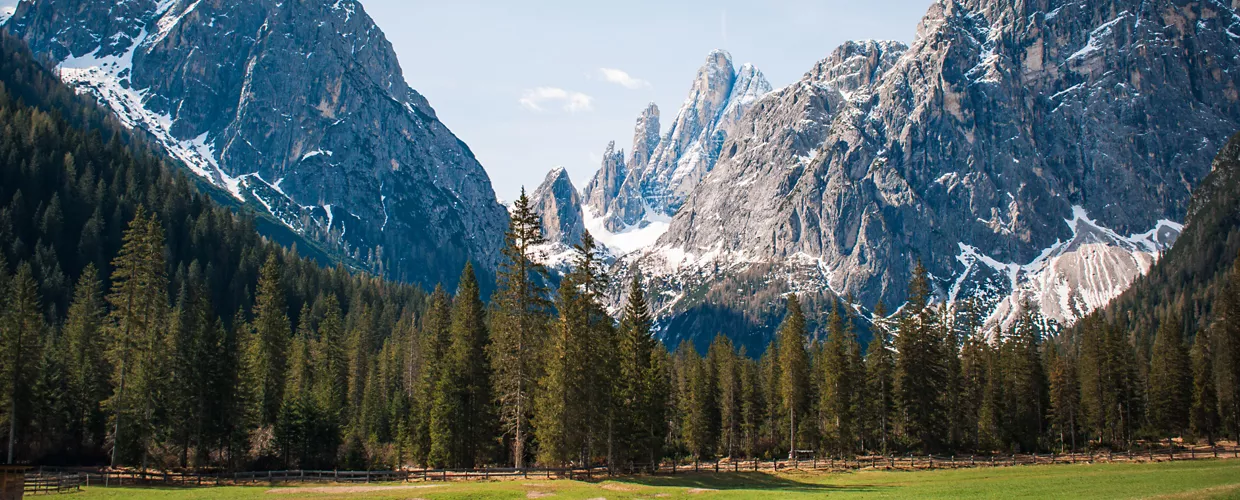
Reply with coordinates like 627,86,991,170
622,0,1240,351
585,50,772,234
5,0,508,288
530,167,585,248
1098,131,1240,340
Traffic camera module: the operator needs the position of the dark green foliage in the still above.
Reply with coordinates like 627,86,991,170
1146,317,1191,438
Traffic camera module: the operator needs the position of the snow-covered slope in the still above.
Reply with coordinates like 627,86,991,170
954,207,1182,332
10,0,508,288
612,0,1240,350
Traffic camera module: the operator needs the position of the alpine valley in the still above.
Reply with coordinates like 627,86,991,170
5,0,508,289
12,0,1240,353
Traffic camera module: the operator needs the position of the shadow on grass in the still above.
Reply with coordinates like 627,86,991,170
611,471,888,494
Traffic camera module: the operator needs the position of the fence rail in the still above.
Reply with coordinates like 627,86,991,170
23,473,85,495
31,443,1240,489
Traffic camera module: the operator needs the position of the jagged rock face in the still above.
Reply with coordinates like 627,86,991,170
593,50,771,232
632,0,1240,348
581,141,626,218
531,167,585,247
8,0,508,288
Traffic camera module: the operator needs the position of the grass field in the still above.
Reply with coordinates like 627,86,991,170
69,459,1240,499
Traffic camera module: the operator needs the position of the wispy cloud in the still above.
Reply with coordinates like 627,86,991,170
519,87,594,112
596,68,651,90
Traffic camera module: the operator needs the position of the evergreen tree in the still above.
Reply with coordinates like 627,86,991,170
894,261,947,452
820,304,858,455
1217,259,1240,441
1047,343,1080,453
429,264,494,468
1002,308,1047,452
616,273,666,467
411,287,449,465
103,207,169,467
1147,316,1191,439
776,294,810,459
2,264,42,463
713,334,742,459
957,300,989,451
251,254,291,429
488,189,551,468
864,302,895,454
1190,326,1219,443
312,294,348,459
60,264,109,455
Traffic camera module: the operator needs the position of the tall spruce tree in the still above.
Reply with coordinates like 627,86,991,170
776,294,810,459
1217,258,1240,440
1047,343,1080,453
103,207,169,467
864,302,895,454
61,263,108,454
895,261,948,452
411,287,450,465
713,334,742,460
2,264,42,463
1147,316,1192,439
429,264,494,468
820,304,858,455
489,189,551,468
616,273,666,466
1190,326,1219,443
251,254,291,429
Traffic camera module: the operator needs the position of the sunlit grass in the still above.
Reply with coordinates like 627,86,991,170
72,458,1240,499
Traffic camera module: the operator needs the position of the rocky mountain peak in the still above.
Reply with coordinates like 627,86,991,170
630,103,661,175
617,0,1240,352
11,0,508,288
589,50,771,237
531,167,585,247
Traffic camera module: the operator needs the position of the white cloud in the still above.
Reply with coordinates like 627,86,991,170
519,87,594,112
596,68,651,90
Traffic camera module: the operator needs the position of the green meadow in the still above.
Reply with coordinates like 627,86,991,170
69,459,1240,499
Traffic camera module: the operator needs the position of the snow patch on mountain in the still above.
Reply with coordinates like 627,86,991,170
584,205,670,256
955,206,1182,331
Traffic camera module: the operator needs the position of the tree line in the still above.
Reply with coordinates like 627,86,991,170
2,30,1240,472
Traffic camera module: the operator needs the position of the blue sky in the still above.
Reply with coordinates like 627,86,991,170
364,0,935,202
6,0,936,202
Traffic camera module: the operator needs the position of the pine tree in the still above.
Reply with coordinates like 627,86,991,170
412,287,450,465
2,264,42,463
713,334,742,460
957,300,989,451
864,302,895,454
1002,308,1047,452
894,261,948,452
60,263,108,454
820,304,858,455
1047,343,1080,453
616,273,666,467
488,189,551,468
312,293,348,458
251,254,291,429
1147,316,1191,439
103,207,169,467
429,264,494,468
776,294,810,460
534,234,612,466
1217,258,1240,441
1190,326,1219,443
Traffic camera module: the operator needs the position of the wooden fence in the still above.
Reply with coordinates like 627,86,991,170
32,442,1240,488
23,474,84,495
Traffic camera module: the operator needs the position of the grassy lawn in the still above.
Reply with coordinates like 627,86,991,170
71,459,1240,499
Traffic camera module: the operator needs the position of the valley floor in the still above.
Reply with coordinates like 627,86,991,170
68,459,1240,499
